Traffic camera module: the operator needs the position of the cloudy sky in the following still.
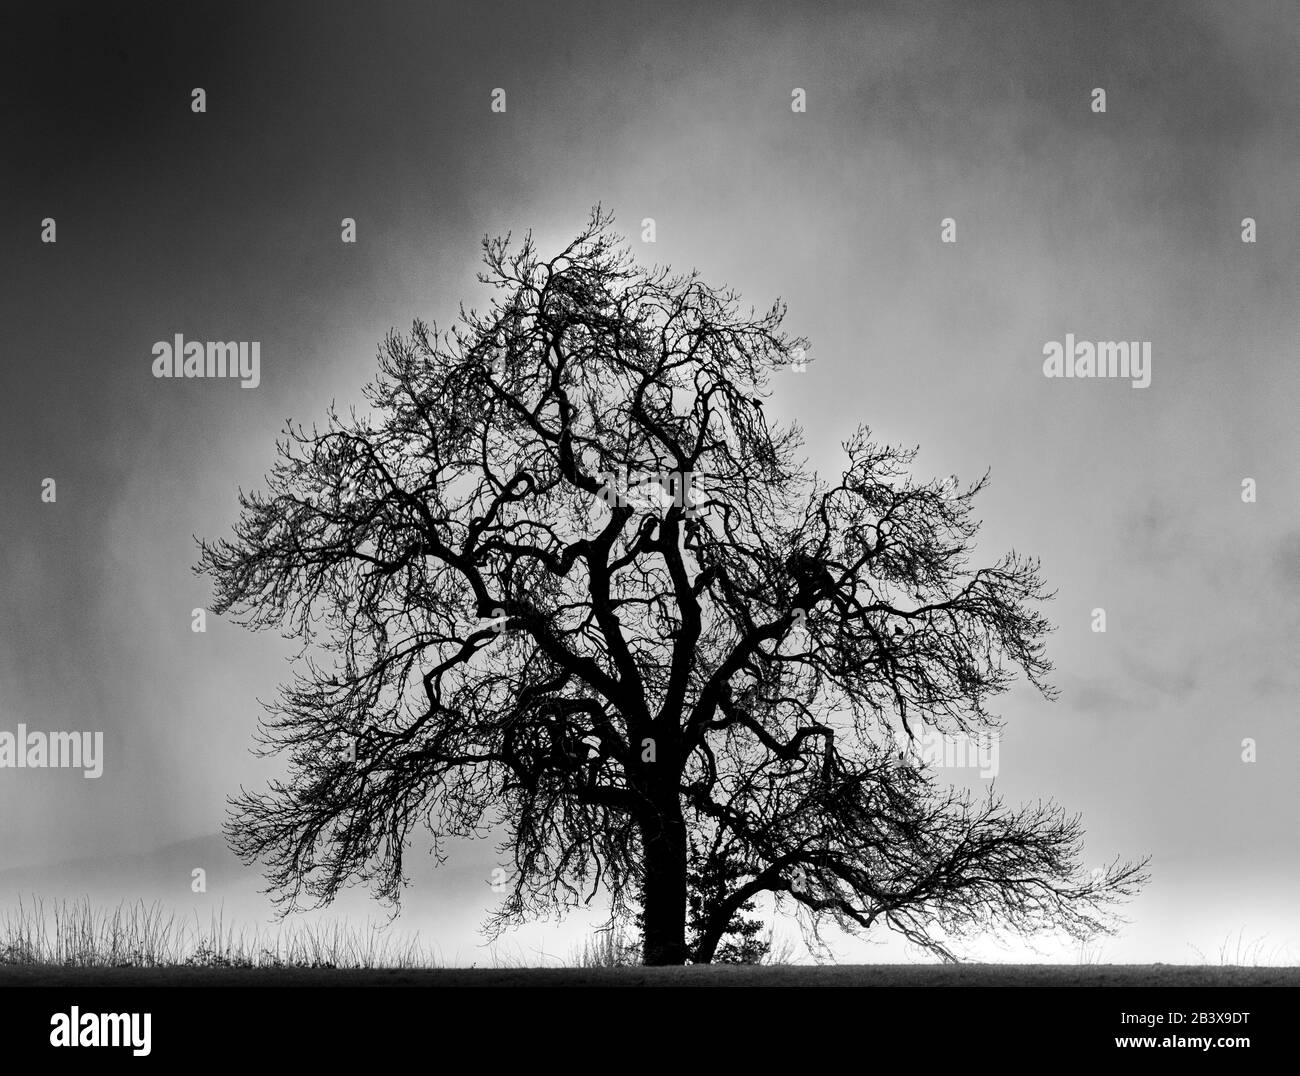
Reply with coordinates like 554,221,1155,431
1,0,1297,963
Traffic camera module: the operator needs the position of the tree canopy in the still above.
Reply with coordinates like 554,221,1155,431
199,207,1147,965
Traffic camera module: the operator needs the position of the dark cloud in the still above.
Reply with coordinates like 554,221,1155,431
1272,531,1300,588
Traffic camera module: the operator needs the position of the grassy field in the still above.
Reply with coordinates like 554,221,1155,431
3,964,1297,987
2,898,1296,986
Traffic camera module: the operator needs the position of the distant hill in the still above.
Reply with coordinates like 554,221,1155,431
0,832,241,908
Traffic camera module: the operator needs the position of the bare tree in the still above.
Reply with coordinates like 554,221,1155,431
198,207,1147,966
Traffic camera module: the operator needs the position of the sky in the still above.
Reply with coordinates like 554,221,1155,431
1,0,1298,964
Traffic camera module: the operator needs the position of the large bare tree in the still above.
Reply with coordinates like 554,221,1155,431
199,208,1147,965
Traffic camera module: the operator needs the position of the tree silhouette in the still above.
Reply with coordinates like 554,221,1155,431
199,207,1147,966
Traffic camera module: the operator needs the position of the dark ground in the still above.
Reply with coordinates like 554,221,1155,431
2,964,1296,987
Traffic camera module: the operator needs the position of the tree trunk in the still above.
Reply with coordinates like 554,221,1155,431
640,799,689,966
691,916,726,965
